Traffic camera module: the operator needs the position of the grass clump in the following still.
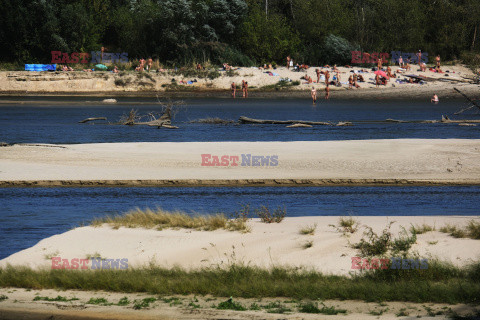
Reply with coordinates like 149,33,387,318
91,208,248,232
87,297,111,305
299,223,317,235
262,301,291,313
0,294,7,301
440,220,480,239
298,302,347,315
466,220,480,239
216,298,246,311
329,216,359,234
302,240,314,249
133,297,156,310
255,206,286,223
117,296,130,306
33,295,78,302
410,223,435,234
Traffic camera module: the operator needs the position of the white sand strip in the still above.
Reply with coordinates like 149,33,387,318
1,140,480,184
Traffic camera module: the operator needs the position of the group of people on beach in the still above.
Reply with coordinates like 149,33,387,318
231,80,248,98
135,58,153,72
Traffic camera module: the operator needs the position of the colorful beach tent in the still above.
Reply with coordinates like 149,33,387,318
25,64,56,71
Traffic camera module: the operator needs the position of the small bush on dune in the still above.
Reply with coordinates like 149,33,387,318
329,216,359,234
255,206,286,223
440,220,480,239
299,223,317,235
410,223,435,234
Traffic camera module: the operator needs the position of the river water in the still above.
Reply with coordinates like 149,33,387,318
0,96,479,259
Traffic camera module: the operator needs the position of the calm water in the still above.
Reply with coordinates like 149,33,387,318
0,97,479,143
0,97,479,259
1,186,480,260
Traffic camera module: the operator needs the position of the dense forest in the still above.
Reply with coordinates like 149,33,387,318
0,0,479,66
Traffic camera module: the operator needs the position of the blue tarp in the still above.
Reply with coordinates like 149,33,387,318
25,64,56,71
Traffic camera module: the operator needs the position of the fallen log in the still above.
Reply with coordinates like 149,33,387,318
286,123,312,128
79,117,107,123
239,116,332,126
453,87,480,115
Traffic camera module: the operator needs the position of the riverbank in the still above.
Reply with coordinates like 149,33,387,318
0,288,478,320
1,140,480,186
0,65,478,100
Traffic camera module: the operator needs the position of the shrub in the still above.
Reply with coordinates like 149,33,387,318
216,298,246,311
255,206,286,223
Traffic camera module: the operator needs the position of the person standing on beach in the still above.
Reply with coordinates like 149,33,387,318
231,82,236,98
417,50,422,66
244,81,248,98
436,55,441,69
377,57,383,70
146,58,153,72
375,74,380,87
242,80,246,98
325,86,330,100
311,87,317,103
398,56,404,68
325,70,330,86
286,56,291,69
316,69,321,83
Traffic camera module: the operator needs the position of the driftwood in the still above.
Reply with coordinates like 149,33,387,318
441,114,480,123
453,87,480,115
121,107,173,127
286,123,312,128
239,116,332,126
78,117,107,123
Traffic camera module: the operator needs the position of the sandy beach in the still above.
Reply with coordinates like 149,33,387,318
1,140,480,186
2,216,479,273
0,65,478,99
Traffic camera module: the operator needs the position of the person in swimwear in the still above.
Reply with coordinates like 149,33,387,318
311,87,317,103
231,82,236,98
431,94,439,103
325,85,330,99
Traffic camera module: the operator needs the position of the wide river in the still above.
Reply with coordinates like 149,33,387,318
0,96,479,259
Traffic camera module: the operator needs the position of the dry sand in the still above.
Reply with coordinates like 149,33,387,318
1,140,480,186
2,216,479,274
0,65,478,99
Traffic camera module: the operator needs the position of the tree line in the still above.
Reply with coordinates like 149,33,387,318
0,0,478,66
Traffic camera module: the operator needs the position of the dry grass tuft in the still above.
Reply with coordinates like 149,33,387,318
440,220,480,239
91,208,248,232
299,223,317,235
